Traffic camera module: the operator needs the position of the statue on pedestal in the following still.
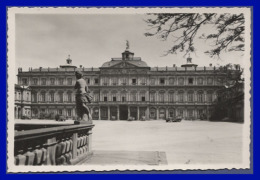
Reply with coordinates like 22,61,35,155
74,71,92,124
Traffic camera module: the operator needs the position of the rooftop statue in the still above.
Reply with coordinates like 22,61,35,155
126,40,130,50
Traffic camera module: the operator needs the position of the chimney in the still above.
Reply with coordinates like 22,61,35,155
80,65,82,68
39,67,42,71
173,64,176,67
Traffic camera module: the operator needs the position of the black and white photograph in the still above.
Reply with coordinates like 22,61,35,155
7,7,251,172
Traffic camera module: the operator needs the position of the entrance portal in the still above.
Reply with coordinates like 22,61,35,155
119,105,128,120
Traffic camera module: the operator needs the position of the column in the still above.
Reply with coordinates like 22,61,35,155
128,106,130,120
146,107,149,120
117,106,120,120
108,106,110,120
137,106,139,120
166,108,169,119
156,107,159,120
98,106,101,120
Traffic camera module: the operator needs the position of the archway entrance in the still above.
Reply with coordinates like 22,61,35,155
119,105,128,120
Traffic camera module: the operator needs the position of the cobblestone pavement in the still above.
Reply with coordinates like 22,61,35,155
92,120,243,165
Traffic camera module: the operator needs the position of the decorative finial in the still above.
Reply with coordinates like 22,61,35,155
126,40,130,50
68,54,70,59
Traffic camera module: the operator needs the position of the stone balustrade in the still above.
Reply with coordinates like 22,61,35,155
14,124,94,165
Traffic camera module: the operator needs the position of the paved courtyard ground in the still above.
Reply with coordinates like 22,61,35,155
92,120,243,165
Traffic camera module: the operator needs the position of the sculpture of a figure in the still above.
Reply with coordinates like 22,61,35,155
74,71,92,123
126,40,130,50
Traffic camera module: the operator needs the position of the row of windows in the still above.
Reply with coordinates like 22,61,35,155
21,76,222,86
22,78,99,86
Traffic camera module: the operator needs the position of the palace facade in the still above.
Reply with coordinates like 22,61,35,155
16,49,229,120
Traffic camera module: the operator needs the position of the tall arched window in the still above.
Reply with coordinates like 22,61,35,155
112,90,117,102
67,91,72,102
169,91,174,102
159,91,165,102
207,91,213,102
50,91,55,102
41,91,46,102
32,92,37,102
150,91,156,102
58,92,63,102
197,91,203,102
131,91,137,102
187,91,194,102
178,91,184,102
140,91,146,101
94,91,99,102
112,77,118,85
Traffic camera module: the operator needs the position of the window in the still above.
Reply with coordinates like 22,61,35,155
178,91,184,102
104,96,107,102
26,92,30,101
112,77,117,85
122,96,126,102
94,93,99,102
67,109,72,116
132,79,136,85
59,92,63,102
41,78,46,85
59,78,64,85
169,92,174,102
131,92,136,101
178,78,184,85
198,78,203,85
159,92,165,102
142,96,145,102
197,91,203,102
207,92,213,102
32,93,37,102
122,78,127,85
198,109,203,116
50,78,55,85
169,78,175,85
58,109,62,115
103,77,108,85
94,78,99,84
67,78,72,85
67,92,72,102
22,78,28,85
187,91,194,102
207,78,213,85
188,109,193,118
150,78,155,85
141,78,146,85
33,78,38,85
169,109,175,117
160,78,165,85
113,96,116,102
150,93,155,102
188,78,193,85
178,109,184,117
41,92,46,102
50,92,54,102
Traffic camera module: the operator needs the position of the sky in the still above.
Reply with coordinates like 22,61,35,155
15,14,245,71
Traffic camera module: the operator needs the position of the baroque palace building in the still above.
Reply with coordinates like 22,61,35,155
16,48,229,120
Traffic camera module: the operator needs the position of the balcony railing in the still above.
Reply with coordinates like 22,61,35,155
14,123,94,165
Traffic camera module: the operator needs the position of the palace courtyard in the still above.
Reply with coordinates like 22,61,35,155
91,120,243,165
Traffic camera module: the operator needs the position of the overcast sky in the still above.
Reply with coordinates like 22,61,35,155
15,14,244,71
